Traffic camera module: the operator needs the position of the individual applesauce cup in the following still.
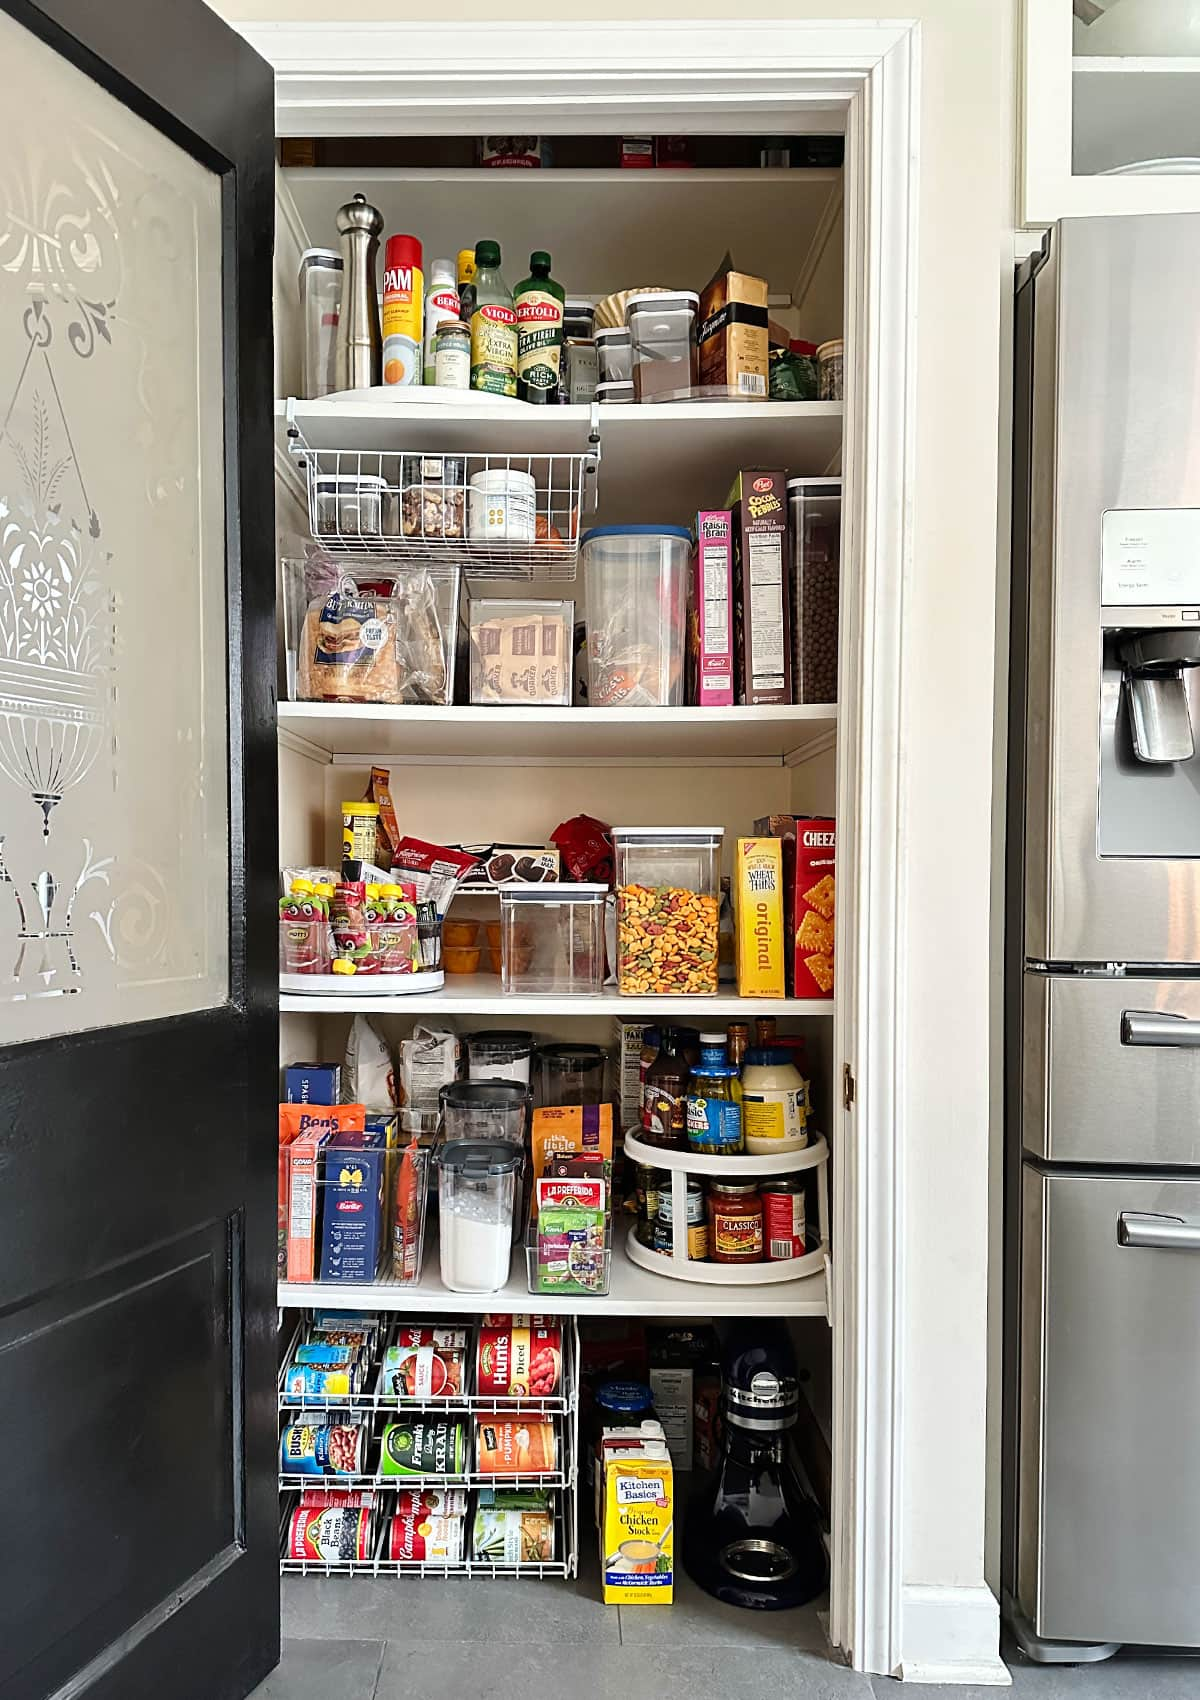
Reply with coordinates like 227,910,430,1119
612,827,723,995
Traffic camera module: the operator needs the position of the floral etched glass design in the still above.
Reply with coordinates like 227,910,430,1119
0,13,229,1039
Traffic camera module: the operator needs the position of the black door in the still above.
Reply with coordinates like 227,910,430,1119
0,3,277,1698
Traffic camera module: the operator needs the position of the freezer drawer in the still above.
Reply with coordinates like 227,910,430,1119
1022,974,1200,1165
1017,1168,1200,1648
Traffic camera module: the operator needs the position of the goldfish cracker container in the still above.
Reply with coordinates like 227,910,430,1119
613,827,723,996
601,1447,674,1604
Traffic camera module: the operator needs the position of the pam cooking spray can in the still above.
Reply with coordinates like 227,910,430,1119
382,234,423,386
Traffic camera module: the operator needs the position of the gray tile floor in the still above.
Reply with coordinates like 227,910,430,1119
252,1574,1200,1700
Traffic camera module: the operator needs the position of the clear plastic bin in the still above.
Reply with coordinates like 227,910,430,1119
537,1042,607,1106
582,526,690,707
299,248,342,400
788,478,841,705
613,826,724,995
436,1140,520,1293
627,290,699,402
290,565,461,707
499,884,608,996
468,598,574,706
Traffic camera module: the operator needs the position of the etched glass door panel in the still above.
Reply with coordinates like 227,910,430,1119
0,12,228,1039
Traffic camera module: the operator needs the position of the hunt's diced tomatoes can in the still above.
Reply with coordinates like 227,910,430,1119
476,1323,562,1398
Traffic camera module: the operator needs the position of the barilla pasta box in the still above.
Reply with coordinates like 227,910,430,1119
601,1452,674,1605
792,816,836,998
734,837,786,998
319,1129,387,1283
689,511,735,707
281,1103,365,1282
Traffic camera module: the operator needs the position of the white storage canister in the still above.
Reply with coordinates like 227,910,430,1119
469,468,536,542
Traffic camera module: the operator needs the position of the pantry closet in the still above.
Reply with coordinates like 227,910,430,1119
258,15,920,1681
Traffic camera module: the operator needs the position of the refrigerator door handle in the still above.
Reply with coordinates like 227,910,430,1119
1120,1009,1200,1048
1118,1211,1200,1251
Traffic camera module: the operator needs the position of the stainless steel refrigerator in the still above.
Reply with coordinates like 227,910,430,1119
1005,212,1200,1663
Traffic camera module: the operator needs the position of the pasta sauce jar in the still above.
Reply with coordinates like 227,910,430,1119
708,1180,764,1264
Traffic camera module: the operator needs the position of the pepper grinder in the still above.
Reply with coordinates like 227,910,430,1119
334,193,383,390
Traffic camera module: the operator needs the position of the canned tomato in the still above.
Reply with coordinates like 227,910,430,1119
379,1419,466,1477
393,1486,468,1517
382,1342,467,1400
286,1504,373,1561
762,1175,806,1260
474,1417,557,1474
477,1323,562,1398
388,1511,466,1562
280,1422,366,1476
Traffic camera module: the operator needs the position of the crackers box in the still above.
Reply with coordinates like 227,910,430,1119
698,268,769,400
791,816,836,998
734,837,786,998
601,1454,674,1605
688,512,735,707
727,470,792,705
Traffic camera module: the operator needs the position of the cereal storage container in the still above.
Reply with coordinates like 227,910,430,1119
627,290,699,402
788,478,841,704
499,883,608,996
440,1079,530,1145
613,827,723,995
464,1031,536,1085
582,526,690,707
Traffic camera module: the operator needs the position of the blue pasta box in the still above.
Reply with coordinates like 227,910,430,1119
286,1064,341,1105
319,1130,387,1283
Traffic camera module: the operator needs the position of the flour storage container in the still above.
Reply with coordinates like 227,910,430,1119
436,1140,521,1293
499,883,608,996
613,827,723,995
582,526,690,707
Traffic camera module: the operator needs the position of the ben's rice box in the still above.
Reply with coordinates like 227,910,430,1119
601,1451,673,1605
734,837,785,997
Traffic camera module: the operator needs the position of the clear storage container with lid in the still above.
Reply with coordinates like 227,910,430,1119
582,526,691,708
613,827,723,995
439,1079,530,1146
436,1140,521,1292
788,478,841,705
499,883,608,996
299,248,343,399
595,327,634,384
464,1030,535,1085
312,473,389,541
627,290,699,401
537,1042,607,1106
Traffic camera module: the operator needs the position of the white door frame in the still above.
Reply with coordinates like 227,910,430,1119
247,18,921,1678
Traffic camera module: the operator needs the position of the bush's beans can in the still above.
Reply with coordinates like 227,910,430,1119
476,1323,562,1398
286,1504,373,1561
762,1176,806,1260
279,1421,366,1476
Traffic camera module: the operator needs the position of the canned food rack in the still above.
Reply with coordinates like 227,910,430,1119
286,412,599,581
279,1316,581,1580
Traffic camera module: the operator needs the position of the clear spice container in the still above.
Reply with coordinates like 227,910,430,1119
627,290,699,402
816,337,843,400
499,883,608,996
313,473,388,542
613,827,723,996
788,477,841,705
400,454,467,539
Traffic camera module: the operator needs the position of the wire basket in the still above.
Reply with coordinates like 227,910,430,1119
288,434,596,581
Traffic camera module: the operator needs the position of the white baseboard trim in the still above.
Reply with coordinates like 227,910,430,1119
895,1584,1012,1685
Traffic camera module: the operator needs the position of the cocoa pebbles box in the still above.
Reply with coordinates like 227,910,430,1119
791,817,835,998
727,470,792,705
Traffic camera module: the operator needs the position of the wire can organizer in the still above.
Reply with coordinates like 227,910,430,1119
279,1491,576,1580
287,432,597,580
622,1131,831,1285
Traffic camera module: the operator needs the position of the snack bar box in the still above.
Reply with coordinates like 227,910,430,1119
728,469,793,705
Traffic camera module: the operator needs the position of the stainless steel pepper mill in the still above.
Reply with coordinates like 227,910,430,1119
335,193,383,390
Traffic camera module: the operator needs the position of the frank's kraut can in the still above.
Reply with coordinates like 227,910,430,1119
287,1504,373,1562
476,1321,562,1398
761,1175,806,1260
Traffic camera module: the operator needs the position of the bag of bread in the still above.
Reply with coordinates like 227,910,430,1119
298,591,401,703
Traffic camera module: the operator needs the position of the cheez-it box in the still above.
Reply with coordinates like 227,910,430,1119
792,817,836,998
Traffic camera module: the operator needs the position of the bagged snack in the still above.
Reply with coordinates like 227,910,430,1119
367,766,400,868
342,1015,396,1108
390,837,478,914
392,570,454,705
298,590,402,704
531,1104,614,1187
550,814,613,884
398,1024,461,1114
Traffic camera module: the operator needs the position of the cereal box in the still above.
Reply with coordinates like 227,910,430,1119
689,511,735,707
728,469,792,705
734,837,786,998
601,1454,674,1605
792,816,836,998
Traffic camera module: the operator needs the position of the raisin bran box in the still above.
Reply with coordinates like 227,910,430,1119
791,816,835,998
688,511,735,707
727,469,793,705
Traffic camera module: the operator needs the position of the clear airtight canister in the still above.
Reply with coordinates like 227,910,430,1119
739,1046,809,1154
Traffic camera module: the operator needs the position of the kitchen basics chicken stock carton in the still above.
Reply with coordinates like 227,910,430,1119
601,1452,674,1604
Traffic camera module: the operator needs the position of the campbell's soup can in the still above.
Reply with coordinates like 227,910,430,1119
762,1176,806,1260
393,1487,468,1517
476,1322,562,1398
388,1511,466,1562
287,1504,372,1562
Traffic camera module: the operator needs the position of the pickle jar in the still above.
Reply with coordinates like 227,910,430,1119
613,826,723,996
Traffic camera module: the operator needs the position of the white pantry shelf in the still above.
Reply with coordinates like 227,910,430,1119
277,1229,828,1319
276,397,842,524
278,702,837,765
279,974,833,1019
